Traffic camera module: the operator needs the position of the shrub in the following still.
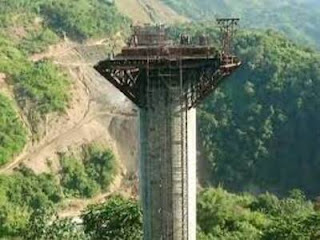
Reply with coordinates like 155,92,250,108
14,60,70,115
59,145,117,198
40,0,130,41
82,196,142,240
83,145,117,190
0,167,63,237
60,155,100,198
0,94,27,165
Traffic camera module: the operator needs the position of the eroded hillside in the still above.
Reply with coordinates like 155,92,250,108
0,1,142,236
0,0,185,174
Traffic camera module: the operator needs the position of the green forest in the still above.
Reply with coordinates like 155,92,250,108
8,189,320,239
0,145,117,238
162,0,320,48
1,0,320,239
199,28,320,196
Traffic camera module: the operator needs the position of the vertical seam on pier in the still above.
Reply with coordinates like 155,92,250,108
185,89,189,240
146,55,151,240
158,61,164,240
179,56,185,240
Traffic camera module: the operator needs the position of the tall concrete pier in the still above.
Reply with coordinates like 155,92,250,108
139,87,197,239
95,22,241,240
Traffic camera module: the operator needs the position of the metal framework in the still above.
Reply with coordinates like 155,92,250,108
217,18,240,55
94,21,241,240
94,51,240,109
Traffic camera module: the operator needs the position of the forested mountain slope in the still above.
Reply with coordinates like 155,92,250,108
177,24,320,196
162,0,320,47
166,22,320,196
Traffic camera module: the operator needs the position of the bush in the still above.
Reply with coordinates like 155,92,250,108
197,188,268,239
83,145,117,190
0,167,63,237
40,0,130,41
60,155,100,198
0,35,30,75
82,196,142,240
59,145,117,198
14,60,70,115
25,208,88,240
198,188,319,240
19,28,59,54
0,94,27,165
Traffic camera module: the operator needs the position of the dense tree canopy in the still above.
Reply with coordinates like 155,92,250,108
197,188,320,240
41,0,130,41
199,29,320,196
168,23,320,197
0,167,62,237
22,190,320,240
0,144,117,238
82,196,143,240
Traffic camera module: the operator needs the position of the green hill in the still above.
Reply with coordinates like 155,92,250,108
167,22,320,197
192,26,320,196
0,0,129,164
162,0,320,47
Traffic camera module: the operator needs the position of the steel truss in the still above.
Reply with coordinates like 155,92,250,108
94,57,240,110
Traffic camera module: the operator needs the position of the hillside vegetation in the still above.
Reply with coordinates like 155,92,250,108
0,2,127,236
0,0,129,46
60,145,117,198
197,188,320,239
0,94,26,165
162,0,320,47
0,145,117,238
168,22,320,197
18,188,320,240
0,0,129,163
182,25,320,196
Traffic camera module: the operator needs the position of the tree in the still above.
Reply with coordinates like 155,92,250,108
24,208,87,240
84,145,117,190
82,196,142,240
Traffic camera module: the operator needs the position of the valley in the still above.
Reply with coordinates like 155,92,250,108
0,0,320,239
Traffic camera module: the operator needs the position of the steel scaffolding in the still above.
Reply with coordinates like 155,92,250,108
94,21,241,240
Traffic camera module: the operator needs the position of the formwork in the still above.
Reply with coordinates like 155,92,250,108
95,21,241,240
